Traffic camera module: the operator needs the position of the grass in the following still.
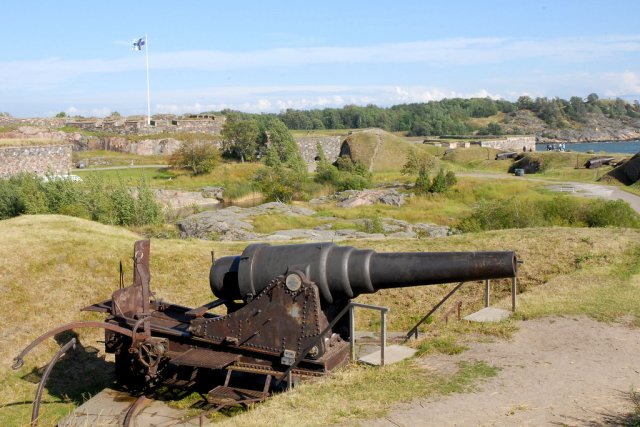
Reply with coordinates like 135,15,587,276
1,216,640,425
249,211,328,233
309,176,545,227
0,215,248,427
467,112,506,128
72,150,168,167
211,360,498,427
74,160,262,201
343,129,415,172
516,245,640,325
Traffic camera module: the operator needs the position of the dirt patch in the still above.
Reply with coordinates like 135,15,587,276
369,317,640,426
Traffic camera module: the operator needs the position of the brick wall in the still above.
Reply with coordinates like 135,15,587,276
0,145,73,178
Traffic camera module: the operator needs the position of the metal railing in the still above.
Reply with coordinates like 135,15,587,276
404,282,464,342
484,277,517,311
405,277,518,342
349,302,389,366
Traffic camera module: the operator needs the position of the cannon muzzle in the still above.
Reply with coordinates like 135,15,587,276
210,243,517,304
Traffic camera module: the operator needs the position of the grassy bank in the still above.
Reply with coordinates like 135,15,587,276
1,215,640,425
75,161,261,201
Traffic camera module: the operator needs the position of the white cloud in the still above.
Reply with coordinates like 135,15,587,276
149,85,505,114
2,34,640,92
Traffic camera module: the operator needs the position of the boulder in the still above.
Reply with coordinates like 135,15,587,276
201,186,224,200
378,189,405,206
413,223,450,238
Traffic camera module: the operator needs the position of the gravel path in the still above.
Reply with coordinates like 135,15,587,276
458,172,640,214
370,317,640,426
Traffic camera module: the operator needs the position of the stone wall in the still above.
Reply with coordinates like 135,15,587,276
295,136,343,171
130,138,183,155
66,115,226,136
479,136,536,152
0,144,72,178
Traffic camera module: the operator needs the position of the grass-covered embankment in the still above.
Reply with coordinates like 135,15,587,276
1,215,640,425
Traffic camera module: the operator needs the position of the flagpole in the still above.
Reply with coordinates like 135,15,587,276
145,34,151,125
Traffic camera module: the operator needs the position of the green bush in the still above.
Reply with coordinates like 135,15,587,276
585,199,640,228
0,179,23,219
0,173,164,227
134,179,164,226
314,151,372,192
429,169,448,193
360,216,384,234
458,195,640,232
169,140,220,175
414,166,431,195
254,165,307,202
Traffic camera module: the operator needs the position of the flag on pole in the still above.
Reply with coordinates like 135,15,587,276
132,37,146,51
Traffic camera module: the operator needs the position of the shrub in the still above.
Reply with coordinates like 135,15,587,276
315,152,372,192
414,166,431,195
0,173,164,227
458,195,640,232
0,179,23,219
585,199,640,228
361,216,384,234
429,169,448,193
254,165,307,202
445,171,458,187
134,179,164,226
170,140,220,175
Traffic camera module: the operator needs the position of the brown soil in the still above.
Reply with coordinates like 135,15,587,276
370,317,640,426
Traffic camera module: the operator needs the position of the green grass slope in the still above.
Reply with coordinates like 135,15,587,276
1,215,639,425
343,129,414,172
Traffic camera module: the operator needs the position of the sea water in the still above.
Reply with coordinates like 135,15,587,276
535,140,640,154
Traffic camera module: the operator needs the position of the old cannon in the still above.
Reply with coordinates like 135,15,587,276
14,241,517,421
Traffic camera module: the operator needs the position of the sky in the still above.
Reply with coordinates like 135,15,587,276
1,0,639,117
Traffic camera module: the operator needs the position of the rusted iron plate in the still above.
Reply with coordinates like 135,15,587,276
170,348,240,369
206,386,267,405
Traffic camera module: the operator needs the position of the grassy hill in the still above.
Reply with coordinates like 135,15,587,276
1,215,639,425
342,129,415,172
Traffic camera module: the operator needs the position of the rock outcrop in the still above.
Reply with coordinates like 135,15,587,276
177,201,450,242
310,188,406,207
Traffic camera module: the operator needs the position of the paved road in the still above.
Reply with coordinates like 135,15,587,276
458,171,640,214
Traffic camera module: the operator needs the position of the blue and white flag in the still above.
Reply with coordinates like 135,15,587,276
132,37,146,51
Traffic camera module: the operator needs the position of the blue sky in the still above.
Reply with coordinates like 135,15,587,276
1,0,639,117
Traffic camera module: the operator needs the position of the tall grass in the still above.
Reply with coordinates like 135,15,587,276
0,173,164,226
459,194,640,232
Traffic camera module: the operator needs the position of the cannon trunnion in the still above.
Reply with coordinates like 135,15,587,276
14,240,518,418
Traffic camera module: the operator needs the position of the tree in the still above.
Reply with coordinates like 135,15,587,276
445,170,458,188
221,118,261,162
429,169,448,193
170,140,220,175
262,118,307,174
478,122,503,135
516,96,534,110
586,93,599,105
402,147,437,176
414,165,431,195
314,144,340,184
55,112,66,118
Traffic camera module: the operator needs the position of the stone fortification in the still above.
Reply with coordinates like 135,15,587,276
66,114,225,136
294,136,343,171
0,144,72,178
479,136,536,152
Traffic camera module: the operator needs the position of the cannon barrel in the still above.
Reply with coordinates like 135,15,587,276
210,243,517,304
